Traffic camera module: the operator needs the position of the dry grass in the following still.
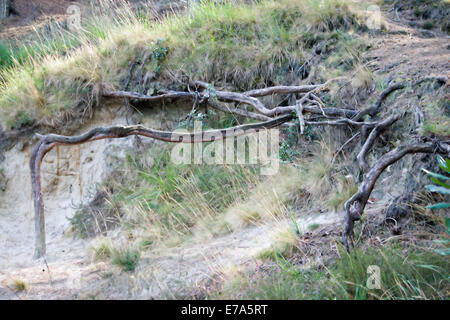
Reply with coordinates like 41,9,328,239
351,65,375,91
214,164,305,233
257,224,300,261
327,174,358,211
90,237,113,261
299,140,334,197
210,243,449,300
104,145,263,248
10,279,28,292
0,0,362,130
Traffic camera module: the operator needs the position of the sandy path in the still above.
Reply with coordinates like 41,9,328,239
0,208,341,299
93,211,342,299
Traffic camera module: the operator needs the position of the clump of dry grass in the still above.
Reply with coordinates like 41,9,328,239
299,140,334,197
257,224,300,261
10,279,28,292
69,187,123,239
327,174,358,211
104,145,262,248
90,237,113,261
208,164,305,235
351,65,375,91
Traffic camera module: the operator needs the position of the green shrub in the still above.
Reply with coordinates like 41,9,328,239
422,21,434,30
422,155,450,210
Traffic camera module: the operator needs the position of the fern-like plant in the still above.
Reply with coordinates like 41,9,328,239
422,155,450,256
422,155,450,210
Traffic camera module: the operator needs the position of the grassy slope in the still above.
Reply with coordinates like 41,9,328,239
0,0,360,130
1,0,448,299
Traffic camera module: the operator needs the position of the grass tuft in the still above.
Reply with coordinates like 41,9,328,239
11,279,28,292
90,238,113,261
110,245,141,271
257,226,300,261
327,175,358,211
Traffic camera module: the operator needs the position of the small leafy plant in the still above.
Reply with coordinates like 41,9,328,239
422,155,450,256
111,246,140,271
422,155,450,210
151,40,168,73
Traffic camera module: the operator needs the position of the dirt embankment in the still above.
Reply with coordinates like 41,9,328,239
0,2,448,300
0,101,191,299
0,0,76,38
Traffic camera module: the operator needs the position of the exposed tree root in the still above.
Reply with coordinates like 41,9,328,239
357,114,400,172
30,115,294,258
353,83,405,121
352,76,448,122
103,78,358,119
343,139,450,251
31,76,449,257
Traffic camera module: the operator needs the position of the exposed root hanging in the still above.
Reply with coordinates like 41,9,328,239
343,139,450,251
30,76,449,258
30,115,294,258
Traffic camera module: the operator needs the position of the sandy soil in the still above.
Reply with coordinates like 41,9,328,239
0,206,342,299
